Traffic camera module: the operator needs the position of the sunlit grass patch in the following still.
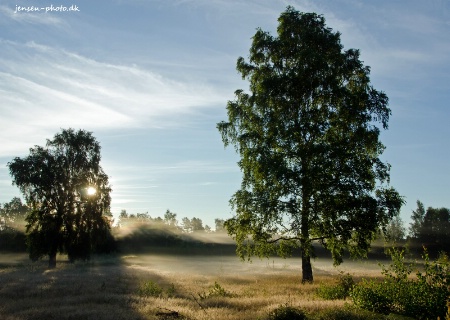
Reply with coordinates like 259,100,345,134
0,254,393,320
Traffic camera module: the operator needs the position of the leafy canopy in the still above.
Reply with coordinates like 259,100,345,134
217,7,403,280
8,128,113,265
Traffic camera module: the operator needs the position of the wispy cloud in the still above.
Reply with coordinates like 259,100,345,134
0,40,227,157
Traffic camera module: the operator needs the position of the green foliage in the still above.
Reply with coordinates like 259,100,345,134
409,200,425,239
316,272,354,300
217,6,403,283
266,305,307,320
446,300,450,320
351,279,393,314
198,281,234,300
139,280,177,298
351,247,450,319
215,218,225,232
181,216,205,233
312,306,392,320
383,215,406,243
166,283,176,298
163,209,178,227
408,201,450,254
0,197,28,232
138,280,163,297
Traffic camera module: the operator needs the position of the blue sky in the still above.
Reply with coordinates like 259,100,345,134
0,0,449,229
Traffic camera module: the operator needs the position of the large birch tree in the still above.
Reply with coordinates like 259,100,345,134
217,7,403,283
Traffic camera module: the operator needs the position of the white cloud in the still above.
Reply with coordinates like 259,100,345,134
0,40,227,157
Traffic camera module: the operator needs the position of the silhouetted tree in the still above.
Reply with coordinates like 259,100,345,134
181,217,205,233
8,128,113,268
164,209,178,227
409,200,425,239
0,197,28,252
383,215,406,242
214,218,226,232
181,217,192,233
191,217,204,232
420,207,450,253
217,7,403,282
0,197,28,231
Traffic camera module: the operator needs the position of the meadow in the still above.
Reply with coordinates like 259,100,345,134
0,250,405,320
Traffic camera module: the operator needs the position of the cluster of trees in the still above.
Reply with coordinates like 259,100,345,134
117,209,226,233
374,200,450,253
408,200,450,253
0,196,228,255
0,197,28,251
0,197,28,232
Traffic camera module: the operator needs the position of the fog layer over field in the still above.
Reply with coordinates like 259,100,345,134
0,251,384,280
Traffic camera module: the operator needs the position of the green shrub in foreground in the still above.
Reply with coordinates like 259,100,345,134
266,305,307,320
351,247,450,319
316,271,354,300
312,306,391,320
198,281,234,300
138,280,163,297
266,305,388,320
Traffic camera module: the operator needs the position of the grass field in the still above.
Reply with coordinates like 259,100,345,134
0,251,402,320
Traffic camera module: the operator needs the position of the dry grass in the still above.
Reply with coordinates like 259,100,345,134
0,253,385,320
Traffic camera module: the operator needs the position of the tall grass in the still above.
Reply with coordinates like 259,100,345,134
0,254,391,320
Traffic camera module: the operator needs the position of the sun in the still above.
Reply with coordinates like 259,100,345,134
86,186,97,196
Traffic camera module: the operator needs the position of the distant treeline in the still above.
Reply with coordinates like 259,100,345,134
0,199,232,254
1,198,449,256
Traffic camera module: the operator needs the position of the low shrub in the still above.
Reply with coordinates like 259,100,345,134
266,305,307,320
351,247,450,319
312,306,391,320
138,280,163,297
198,281,234,300
316,271,354,300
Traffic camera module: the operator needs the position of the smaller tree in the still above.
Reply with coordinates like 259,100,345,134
420,207,450,253
214,218,226,232
8,128,113,267
409,200,425,239
181,217,193,233
383,215,406,243
164,209,178,227
118,210,129,227
409,201,450,254
0,197,28,232
181,217,205,233
136,212,151,222
191,217,205,232
0,197,28,252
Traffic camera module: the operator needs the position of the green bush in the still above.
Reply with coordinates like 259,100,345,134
312,306,391,320
266,305,307,320
316,272,354,300
351,247,450,319
166,283,176,298
198,281,234,300
138,280,163,297
351,279,394,314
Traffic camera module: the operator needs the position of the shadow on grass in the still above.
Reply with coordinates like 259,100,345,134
0,253,182,320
